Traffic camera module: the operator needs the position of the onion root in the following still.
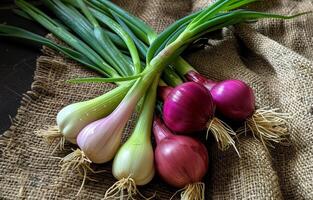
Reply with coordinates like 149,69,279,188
207,117,240,157
240,108,290,150
171,182,205,200
35,125,65,154
60,149,102,196
104,175,154,200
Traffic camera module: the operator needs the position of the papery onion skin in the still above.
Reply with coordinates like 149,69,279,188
163,82,215,134
153,117,209,188
185,70,217,91
210,79,255,121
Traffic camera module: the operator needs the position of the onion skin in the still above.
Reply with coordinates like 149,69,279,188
111,76,160,187
185,70,217,91
153,117,209,188
112,138,155,185
76,94,138,164
185,71,256,121
163,82,215,134
210,79,255,121
76,117,123,164
56,83,130,144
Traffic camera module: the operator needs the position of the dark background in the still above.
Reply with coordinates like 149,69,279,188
0,1,47,133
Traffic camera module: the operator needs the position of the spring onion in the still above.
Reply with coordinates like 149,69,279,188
0,0,305,199
34,83,134,159
95,0,298,150
105,76,160,199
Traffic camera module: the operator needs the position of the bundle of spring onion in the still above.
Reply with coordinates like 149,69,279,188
0,0,306,199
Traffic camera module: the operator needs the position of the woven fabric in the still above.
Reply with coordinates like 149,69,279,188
1,0,313,199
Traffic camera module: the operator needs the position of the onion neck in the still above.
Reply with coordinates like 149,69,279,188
129,75,160,142
172,57,195,77
158,86,173,101
185,71,217,91
128,35,186,104
146,36,186,75
172,57,217,90
153,117,173,144
162,67,183,87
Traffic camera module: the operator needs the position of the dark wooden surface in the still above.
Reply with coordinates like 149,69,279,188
0,2,47,133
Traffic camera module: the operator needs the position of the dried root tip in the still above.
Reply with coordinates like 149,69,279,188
35,126,65,153
104,176,154,200
207,117,240,157
171,182,205,200
244,108,290,150
60,149,102,196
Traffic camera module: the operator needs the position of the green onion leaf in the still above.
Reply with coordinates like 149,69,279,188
16,0,119,77
68,74,143,83
92,0,157,44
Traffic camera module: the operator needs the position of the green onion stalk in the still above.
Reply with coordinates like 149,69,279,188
14,0,118,77
64,33,186,197
0,23,136,151
45,0,263,196
68,0,305,175
0,0,181,195
105,75,160,200
58,0,184,86
86,0,303,152
74,1,307,198
0,0,307,198
1,0,144,153
0,0,185,157
93,0,306,81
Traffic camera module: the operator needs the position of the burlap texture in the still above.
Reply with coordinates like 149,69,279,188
1,0,313,199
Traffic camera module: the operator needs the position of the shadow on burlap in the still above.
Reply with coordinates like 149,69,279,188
0,0,312,199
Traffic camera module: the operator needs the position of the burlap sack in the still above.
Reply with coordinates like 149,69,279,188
1,0,313,199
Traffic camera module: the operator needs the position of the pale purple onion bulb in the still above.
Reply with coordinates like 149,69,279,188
153,117,209,188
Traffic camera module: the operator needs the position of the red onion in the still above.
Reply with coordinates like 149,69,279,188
210,80,289,148
153,117,208,198
158,86,174,101
186,71,255,121
210,79,255,121
177,61,288,149
162,82,239,154
186,71,289,149
163,82,215,134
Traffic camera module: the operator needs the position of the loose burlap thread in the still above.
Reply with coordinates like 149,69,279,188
1,0,313,199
